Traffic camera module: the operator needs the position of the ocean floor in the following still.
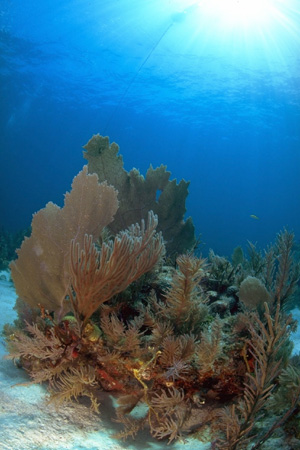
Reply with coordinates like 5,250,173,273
0,271,299,450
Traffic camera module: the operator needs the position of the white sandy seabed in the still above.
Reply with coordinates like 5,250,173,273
0,272,299,450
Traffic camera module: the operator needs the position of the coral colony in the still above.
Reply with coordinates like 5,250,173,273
4,135,300,449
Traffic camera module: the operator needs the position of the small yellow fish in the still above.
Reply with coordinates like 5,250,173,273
250,214,260,220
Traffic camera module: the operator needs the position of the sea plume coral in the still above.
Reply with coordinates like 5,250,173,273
68,210,164,330
213,302,293,450
163,254,208,334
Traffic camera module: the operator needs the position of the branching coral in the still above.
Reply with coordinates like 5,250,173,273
213,301,293,450
162,254,208,334
159,334,196,381
196,317,225,375
273,229,300,307
68,210,164,331
149,387,191,443
49,365,100,413
100,312,144,357
256,364,300,449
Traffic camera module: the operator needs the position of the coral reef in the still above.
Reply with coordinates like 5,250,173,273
83,134,196,258
2,143,300,448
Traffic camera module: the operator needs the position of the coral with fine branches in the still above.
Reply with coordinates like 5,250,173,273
100,313,144,357
159,334,196,381
149,387,191,443
49,365,100,413
273,229,300,307
213,301,293,450
163,254,208,334
69,211,164,330
196,317,225,374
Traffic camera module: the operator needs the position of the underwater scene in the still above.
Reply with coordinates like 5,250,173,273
1,1,300,449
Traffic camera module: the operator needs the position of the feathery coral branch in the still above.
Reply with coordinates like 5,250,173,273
68,211,164,329
214,301,292,450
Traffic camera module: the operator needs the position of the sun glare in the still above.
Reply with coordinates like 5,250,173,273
198,0,277,28
172,0,299,32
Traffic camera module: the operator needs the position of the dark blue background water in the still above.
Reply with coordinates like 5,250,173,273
1,0,300,256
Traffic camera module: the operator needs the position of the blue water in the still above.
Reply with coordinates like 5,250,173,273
1,0,300,256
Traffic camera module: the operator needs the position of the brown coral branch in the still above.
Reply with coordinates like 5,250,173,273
213,301,292,450
163,254,207,334
68,211,164,330
274,229,300,307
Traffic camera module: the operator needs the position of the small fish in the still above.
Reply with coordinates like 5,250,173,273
250,214,260,220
